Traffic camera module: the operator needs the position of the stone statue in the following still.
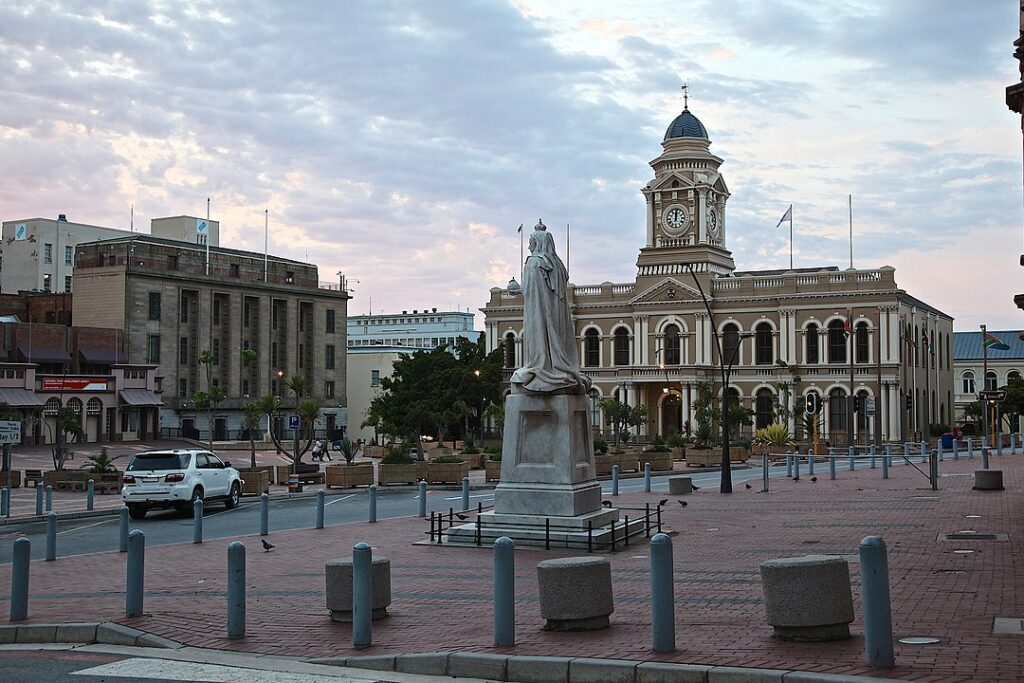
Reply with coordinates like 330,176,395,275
511,220,592,394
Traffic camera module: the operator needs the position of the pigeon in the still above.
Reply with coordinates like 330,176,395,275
261,539,275,552
677,500,688,507
657,499,668,507
792,475,800,482
691,484,701,490
811,476,818,483
602,500,613,508
744,483,752,490
455,513,469,521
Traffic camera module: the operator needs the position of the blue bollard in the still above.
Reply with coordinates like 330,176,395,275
87,479,95,511
260,493,269,536
35,483,43,516
45,485,52,513
786,452,793,478
829,450,837,480
967,437,974,459
461,477,470,512
46,512,57,561
807,448,814,476
1,486,8,517
644,462,652,493
119,506,129,552
352,541,372,648
859,536,895,668
869,443,876,469
227,541,246,638
997,436,1004,457
316,490,325,529
885,443,893,468
937,441,944,462
794,453,800,480
612,464,619,496
125,529,145,618
918,442,925,464
903,442,910,463
650,532,675,653
953,439,959,461
10,537,30,621
848,446,855,471
368,485,377,523
193,498,203,544
418,480,427,518
493,536,515,647
881,448,889,479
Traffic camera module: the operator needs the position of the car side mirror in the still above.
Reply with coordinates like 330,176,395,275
222,461,231,469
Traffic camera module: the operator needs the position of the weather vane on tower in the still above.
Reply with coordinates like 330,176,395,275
681,81,689,110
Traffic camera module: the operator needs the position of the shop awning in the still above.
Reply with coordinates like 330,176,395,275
119,389,163,407
17,346,71,364
0,388,44,407
79,348,127,365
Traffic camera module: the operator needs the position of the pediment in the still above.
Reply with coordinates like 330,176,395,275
648,173,696,193
631,277,703,305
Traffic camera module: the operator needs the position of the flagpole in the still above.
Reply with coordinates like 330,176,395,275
982,323,989,446
263,209,269,281
789,207,793,270
519,224,524,283
205,197,211,276
848,194,853,269
566,222,570,275
848,307,855,447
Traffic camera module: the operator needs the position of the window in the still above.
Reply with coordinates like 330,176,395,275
179,378,187,396
243,301,251,327
755,388,774,429
504,332,516,368
213,299,221,325
179,337,188,364
325,344,335,370
242,379,250,396
962,371,976,395
1009,370,1022,382
64,245,72,265
299,344,304,368
828,388,847,431
985,371,998,391
371,370,380,386
805,324,819,364
42,273,51,292
721,323,739,365
856,389,870,431
325,381,335,398
755,323,773,365
148,292,161,321
855,322,870,363
168,255,179,270
584,329,600,367
663,324,681,365
613,327,630,366
64,275,72,292
271,342,278,367
197,234,206,246
43,243,52,264
827,320,847,364
212,339,220,365
285,271,295,283
180,296,189,323
326,309,335,333
230,263,240,277
147,335,160,363
272,305,279,329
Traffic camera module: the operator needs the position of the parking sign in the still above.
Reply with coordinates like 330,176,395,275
289,415,300,430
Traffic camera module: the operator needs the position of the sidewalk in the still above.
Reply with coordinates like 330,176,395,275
1,452,1021,681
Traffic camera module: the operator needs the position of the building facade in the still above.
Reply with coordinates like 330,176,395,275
482,107,953,445
952,330,1023,433
347,309,476,350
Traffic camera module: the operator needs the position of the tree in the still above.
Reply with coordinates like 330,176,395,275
1001,375,1024,432
195,349,224,448
254,394,287,455
50,405,82,471
599,398,649,448
241,401,262,470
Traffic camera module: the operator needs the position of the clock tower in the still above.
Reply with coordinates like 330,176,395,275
637,104,735,287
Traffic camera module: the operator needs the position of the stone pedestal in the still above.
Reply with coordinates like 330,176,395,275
325,556,391,622
537,557,613,631
760,555,854,641
668,476,693,494
973,470,1004,491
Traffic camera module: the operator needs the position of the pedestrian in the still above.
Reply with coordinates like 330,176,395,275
312,439,324,461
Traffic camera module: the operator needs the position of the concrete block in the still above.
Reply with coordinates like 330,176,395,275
759,555,854,641
569,657,638,683
973,470,1004,491
708,666,787,682
668,477,693,494
135,633,182,649
448,652,509,680
54,623,98,643
783,672,907,682
339,654,395,672
325,555,391,622
15,624,57,643
395,652,449,676
307,656,350,667
0,626,18,644
537,557,614,630
637,661,711,683
97,622,144,646
507,655,572,683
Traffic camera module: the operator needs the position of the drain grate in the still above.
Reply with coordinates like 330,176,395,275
937,531,1007,542
932,569,967,574
900,636,941,645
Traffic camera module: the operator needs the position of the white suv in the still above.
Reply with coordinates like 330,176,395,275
121,449,243,519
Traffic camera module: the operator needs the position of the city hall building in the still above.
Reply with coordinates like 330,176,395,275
482,107,952,446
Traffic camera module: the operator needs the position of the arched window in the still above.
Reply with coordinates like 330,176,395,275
588,388,601,427
755,323,773,365
66,397,83,415
856,389,870,431
914,326,920,367
805,323,819,364
583,329,600,368
663,324,681,366
755,388,774,429
1009,370,1021,383
985,370,998,391
87,397,102,415
44,397,61,416
721,323,740,365
613,328,630,366
503,332,516,369
828,388,847,432
828,320,847,364
855,322,869,364
962,371,976,395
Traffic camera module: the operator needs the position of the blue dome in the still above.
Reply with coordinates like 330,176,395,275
663,109,708,141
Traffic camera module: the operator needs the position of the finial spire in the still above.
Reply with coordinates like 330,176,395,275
681,81,689,110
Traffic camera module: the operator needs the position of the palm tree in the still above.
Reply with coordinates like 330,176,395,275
297,398,321,458
254,394,286,456
242,401,262,470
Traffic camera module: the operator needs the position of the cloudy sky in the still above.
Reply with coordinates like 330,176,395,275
1,0,1021,330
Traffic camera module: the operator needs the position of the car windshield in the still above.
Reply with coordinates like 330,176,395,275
127,453,190,471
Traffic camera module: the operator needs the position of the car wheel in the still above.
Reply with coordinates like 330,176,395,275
127,503,148,520
224,482,240,510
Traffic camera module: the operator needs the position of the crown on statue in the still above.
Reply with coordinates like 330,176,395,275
535,219,546,231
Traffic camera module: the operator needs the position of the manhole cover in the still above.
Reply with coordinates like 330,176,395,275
899,636,941,645
908,496,940,500
801,540,821,544
932,569,966,574
954,549,975,554
966,515,982,519
938,532,1006,542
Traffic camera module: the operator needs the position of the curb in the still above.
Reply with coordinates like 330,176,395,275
0,621,181,649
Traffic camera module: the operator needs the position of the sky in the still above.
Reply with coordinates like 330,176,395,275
0,0,1022,331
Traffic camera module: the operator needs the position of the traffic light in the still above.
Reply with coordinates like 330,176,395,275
853,395,860,413
804,393,815,415
905,392,913,410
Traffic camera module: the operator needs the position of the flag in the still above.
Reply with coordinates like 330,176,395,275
984,331,1010,351
922,331,934,356
517,223,523,233
843,319,853,340
775,205,792,228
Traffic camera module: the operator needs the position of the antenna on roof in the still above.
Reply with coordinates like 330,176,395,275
681,81,689,110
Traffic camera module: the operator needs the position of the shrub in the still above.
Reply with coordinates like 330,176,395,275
665,432,686,449
381,445,415,465
751,423,795,448
928,423,951,438
431,455,466,464
593,433,608,454
645,436,670,453
462,446,480,455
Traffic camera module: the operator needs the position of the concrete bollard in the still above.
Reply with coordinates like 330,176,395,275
807,448,815,476
786,452,793,478
848,445,855,471
967,437,974,459
493,536,515,647
919,441,927,464
260,493,269,536
953,439,959,461
881,448,889,479
1012,434,1018,454
10,537,30,621
794,453,800,480
650,532,675,653
352,541,372,648
612,464,620,496
418,480,427,518
937,441,944,462
125,529,145,618
35,483,43,516
997,436,1004,457
644,462,652,492
227,541,246,638
829,450,837,480
45,485,52,513
315,490,325,529
193,498,203,544
884,443,892,468
869,443,876,469
1,486,8,517
119,506,129,553
86,479,95,511
46,512,57,561
368,485,377,523
982,445,990,470
859,536,895,668
462,477,470,512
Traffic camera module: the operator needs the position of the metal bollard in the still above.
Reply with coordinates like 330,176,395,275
967,437,974,459
953,439,959,461
0,486,8,517
1013,433,1018,454
35,483,42,516
848,445,855,471
644,462,652,492
650,532,675,653
86,479,95,511
418,480,427,518
368,485,377,523
982,445,990,470
612,464,619,496
316,490,325,529
352,541,372,648
869,443,876,469
45,485,52,513
10,537,30,621
786,452,793,477
919,441,927,464
859,536,895,668
929,448,938,492
881,447,889,479
937,441,944,462
829,450,836,480
493,536,515,647
227,541,246,638
807,448,814,475
885,443,892,468
903,442,910,463
46,512,57,561
997,436,1004,457
260,493,269,536
119,506,129,552
462,477,470,512
794,453,800,479
125,529,145,618
193,498,203,544
761,452,769,493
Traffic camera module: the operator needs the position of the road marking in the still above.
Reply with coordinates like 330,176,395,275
443,493,493,501
56,518,116,536
72,657,375,682
324,494,356,507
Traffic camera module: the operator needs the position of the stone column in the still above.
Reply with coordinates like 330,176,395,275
640,315,650,366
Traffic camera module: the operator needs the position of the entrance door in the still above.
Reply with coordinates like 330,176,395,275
182,418,198,440
661,394,682,436
213,418,227,442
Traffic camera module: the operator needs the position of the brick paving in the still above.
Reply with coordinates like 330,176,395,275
0,452,1021,681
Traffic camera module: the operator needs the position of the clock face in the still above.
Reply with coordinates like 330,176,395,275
706,208,719,234
662,206,688,234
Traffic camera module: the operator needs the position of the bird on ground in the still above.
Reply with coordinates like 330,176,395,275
261,539,274,552
691,484,701,490
455,513,469,521
744,483,752,490
657,499,668,507
677,500,688,508
811,476,818,483
792,475,800,482
602,500,613,508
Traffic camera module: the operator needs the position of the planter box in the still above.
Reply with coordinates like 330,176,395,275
239,468,271,496
326,463,374,488
671,446,687,461
275,463,322,485
378,463,424,486
363,445,386,459
485,459,501,483
686,449,719,467
425,461,469,484
616,452,640,473
640,451,673,471
595,453,616,475
753,446,796,461
730,446,749,462
456,452,483,469
0,470,21,488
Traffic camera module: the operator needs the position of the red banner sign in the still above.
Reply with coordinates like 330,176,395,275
41,377,108,392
